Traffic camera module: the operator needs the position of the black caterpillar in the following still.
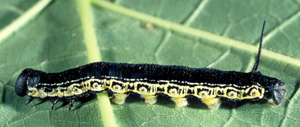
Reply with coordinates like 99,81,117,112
15,21,286,111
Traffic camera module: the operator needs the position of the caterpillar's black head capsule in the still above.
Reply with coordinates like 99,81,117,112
267,80,286,105
15,68,41,97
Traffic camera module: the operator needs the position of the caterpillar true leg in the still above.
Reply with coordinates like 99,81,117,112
201,97,221,110
51,98,59,110
25,97,34,105
141,95,157,104
171,97,188,107
68,99,75,111
112,93,128,105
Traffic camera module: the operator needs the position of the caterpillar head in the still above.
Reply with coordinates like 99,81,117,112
15,68,42,97
249,21,286,106
266,80,286,105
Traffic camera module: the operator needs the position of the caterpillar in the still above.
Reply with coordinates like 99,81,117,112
15,21,286,111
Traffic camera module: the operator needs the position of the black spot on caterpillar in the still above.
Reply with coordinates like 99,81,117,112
15,21,286,111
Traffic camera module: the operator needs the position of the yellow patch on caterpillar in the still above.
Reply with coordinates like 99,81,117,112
28,87,39,97
39,88,47,98
57,88,64,97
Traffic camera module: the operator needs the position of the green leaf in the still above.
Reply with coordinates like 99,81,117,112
1,0,300,127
